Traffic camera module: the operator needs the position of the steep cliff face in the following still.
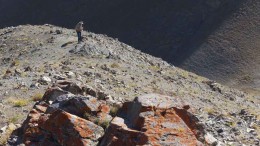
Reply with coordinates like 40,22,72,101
0,0,259,92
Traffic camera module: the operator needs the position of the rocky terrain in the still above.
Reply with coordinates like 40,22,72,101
0,0,259,93
0,25,259,145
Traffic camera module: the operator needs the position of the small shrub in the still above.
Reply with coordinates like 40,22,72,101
240,74,253,83
110,106,119,117
180,71,189,79
205,107,215,115
99,120,110,129
149,65,160,71
13,99,29,107
110,63,120,68
94,119,100,125
83,112,92,120
8,116,19,123
31,93,43,101
94,119,110,129
11,60,20,67
7,98,29,107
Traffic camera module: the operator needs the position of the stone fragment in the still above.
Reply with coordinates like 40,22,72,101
39,76,52,85
55,80,83,95
55,29,62,34
99,117,148,146
205,133,218,145
65,71,75,78
42,87,69,102
53,74,66,80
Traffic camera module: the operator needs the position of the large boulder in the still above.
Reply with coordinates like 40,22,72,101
20,81,114,146
100,94,205,146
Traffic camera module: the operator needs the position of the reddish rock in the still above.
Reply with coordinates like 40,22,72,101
39,110,104,146
23,106,104,146
20,82,205,146
21,85,108,146
100,117,148,146
100,94,205,146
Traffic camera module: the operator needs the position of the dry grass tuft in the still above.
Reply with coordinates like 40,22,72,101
7,98,29,107
110,63,120,68
31,93,43,101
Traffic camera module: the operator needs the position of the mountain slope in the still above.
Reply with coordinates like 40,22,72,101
0,25,260,145
180,0,260,93
0,0,259,93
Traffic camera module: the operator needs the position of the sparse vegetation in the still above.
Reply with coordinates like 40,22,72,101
13,99,29,107
8,116,19,123
94,119,110,129
31,93,43,101
239,74,253,83
11,60,20,67
110,63,120,68
83,112,92,120
204,107,216,115
149,65,160,71
110,106,119,117
99,120,110,129
0,128,13,145
7,98,29,107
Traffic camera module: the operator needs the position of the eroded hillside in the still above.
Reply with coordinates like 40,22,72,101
0,25,260,145
0,0,259,93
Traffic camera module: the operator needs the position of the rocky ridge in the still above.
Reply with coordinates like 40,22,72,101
0,0,259,93
0,25,259,145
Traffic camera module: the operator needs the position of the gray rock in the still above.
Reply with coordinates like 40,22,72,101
65,71,75,78
71,43,110,57
55,29,62,34
39,76,52,85
205,133,218,145
0,125,7,133
53,74,66,80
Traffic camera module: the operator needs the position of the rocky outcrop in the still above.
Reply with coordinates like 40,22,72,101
100,94,205,146
17,81,205,145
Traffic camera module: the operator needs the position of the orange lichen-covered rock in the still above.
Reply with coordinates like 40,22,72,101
21,84,107,146
19,82,205,146
22,106,104,146
100,94,205,146
38,110,104,146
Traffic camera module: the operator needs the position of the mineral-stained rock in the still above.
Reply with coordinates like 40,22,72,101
23,107,104,146
19,83,205,146
20,83,112,146
99,117,148,146
100,94,205,146
22,98,105,146
38,110,104,146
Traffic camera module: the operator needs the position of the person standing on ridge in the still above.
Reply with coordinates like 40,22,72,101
75,21,84,43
